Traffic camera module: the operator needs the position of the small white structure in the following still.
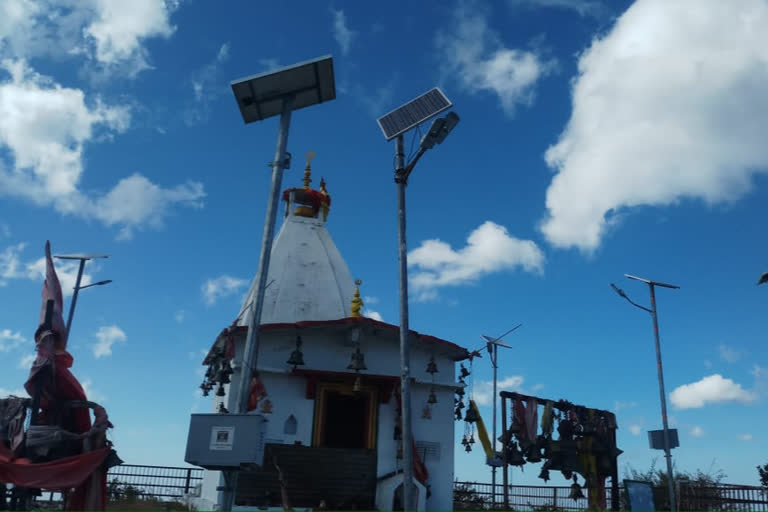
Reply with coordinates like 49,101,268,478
193,157,468,511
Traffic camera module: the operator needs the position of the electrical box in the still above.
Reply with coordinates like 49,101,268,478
184,414,267,470
647,428,679,450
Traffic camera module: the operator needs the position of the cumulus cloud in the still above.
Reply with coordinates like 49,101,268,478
669,374,758,409
0,329,25,351
18,353,35,369
0,0,178,77
719,344,741,363
541,0,768,251
629,424,642,436
508,0,605,17
332,9,356,56
202,275,248,306
80,378,106,403
1,242,98,296
364,309,383,322
436,3,554,116
474,375,525,406
0,61,205,239
408,221,544,301
92,325,126,358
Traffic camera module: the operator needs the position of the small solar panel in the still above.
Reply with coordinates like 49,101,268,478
377,87,452,140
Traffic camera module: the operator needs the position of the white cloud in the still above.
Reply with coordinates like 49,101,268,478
408,221,544,301
739,433,753,441
25,253,94,298
719,344,741,363
186,43,230,125
0,61,205,239
474,375,525,406
669,374,758,409
541,0,768,251
0,243,25,286
436,3,553,116
363,296,379,305
0,387,27,397
531,383,544,392
80,378,106,403
690,426,704,437
202,275,248,306
0,0,178,77
364,309,383,322
332,9,356,56
0,329,25,351
508,0,604,17
175,310,185,323
92,325,126,358
629,424,642,436
18,353,35,369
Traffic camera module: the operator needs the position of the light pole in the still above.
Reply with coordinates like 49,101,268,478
611,274,679,511
223,55,336,512
377,88,459,511
480,324,521,507
757,271,768,285
52,254,110,338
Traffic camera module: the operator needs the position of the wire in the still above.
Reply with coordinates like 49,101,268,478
406,124,422,163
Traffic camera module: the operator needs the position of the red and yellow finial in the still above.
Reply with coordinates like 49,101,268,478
350,279,363,317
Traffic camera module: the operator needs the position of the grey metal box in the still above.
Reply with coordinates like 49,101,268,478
648,428,679,450
184,414,267,470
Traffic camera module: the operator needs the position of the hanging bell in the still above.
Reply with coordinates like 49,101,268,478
427,388,438,404
560,451,583,474
205,365,215,380
468,433,475,445
347,346,367,371
464,443,472,452
222,359,233,377
538,462,551,482
461,435,468,446
460,364,470,378
506,443,525,466
216,382,226,397
569,476,585,501
455,408,463,421
286,348,305,368
455,386,465,397
457,400,465,410
217,368,231,385
464,406,478,423
353,375,362,393
217,402,229,414
426,356,438,374
525,443,542,463
200,382,210,397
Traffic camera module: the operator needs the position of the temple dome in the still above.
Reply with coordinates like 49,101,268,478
237,155,354,325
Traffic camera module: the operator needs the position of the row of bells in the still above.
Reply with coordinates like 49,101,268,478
200,358,234,397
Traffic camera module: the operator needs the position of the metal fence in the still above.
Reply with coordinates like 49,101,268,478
106,464,203,502
454,481,610,511
678,483,768,512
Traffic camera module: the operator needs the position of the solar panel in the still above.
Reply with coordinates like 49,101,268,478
377,87,452,141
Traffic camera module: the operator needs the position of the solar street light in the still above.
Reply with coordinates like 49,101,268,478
220,55,336,512
53,253,110,338
611,274,679,511
376,87,459,511
757,271,768,285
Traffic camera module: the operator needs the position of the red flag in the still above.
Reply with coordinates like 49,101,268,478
247,376,267,412
37,240,67,347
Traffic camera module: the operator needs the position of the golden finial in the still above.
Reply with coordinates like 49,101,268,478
303,151,315,189
350,279,363,317
319,177,328,195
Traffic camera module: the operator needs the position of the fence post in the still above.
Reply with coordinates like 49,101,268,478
184,468,192,495
553,486,557,510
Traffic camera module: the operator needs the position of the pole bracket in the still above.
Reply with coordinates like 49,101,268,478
267,152,291,170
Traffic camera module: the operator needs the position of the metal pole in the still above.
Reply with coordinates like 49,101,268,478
648,283,676,512
65,259,86,337
491,344,498,507
501,396,509,509
220,95,294,512
395,133,415,511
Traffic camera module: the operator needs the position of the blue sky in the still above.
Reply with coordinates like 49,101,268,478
1,0,767,488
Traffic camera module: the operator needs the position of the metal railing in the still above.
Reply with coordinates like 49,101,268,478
454,480,612,511
106,464,203,501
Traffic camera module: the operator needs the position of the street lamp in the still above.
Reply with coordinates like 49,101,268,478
757,271,768,285
377,88,459,511
223,55,336,512
611,274,679,511
53,254,110,338
479,324,521,506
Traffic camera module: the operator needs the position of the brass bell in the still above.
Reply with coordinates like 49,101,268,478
353,375,362,392
427,388,437,404
200,382,210,397
457,400,465,410
217,368,231,385
216,382,226,397
455,408,463,421
538,467,550,482
347,346,367,371
569,476,585,501
525,444,542,463
464,406,478,423
506,443,525,466
468,434,475,445
460,364,470,378
464,443,472,452
287,349,304,368
461,435,468,445
426,356,438,374
560,451,583,474
455,386,465,397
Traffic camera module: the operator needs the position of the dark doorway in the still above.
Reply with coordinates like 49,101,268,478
321,391,369,449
